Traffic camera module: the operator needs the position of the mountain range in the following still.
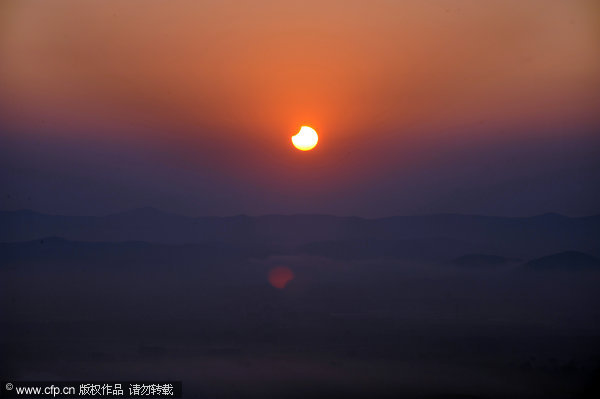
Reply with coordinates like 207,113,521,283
1,208,599,261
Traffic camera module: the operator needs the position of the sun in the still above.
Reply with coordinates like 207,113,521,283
291,126,318,151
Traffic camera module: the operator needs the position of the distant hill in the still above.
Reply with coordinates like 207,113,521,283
523,251,600,271
451,254,515,267
0,236,492,264
301,238,489,261
0,237,270,267
1,208,599,259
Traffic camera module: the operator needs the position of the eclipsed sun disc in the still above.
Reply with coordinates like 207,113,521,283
292,126,318,151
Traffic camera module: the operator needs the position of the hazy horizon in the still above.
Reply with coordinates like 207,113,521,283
3,205,600,219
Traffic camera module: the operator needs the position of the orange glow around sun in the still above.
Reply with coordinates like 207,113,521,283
291,126,318,151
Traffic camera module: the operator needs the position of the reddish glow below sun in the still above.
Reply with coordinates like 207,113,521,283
268,266,294,289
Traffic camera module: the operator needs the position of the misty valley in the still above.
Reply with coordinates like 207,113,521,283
1,209,599,398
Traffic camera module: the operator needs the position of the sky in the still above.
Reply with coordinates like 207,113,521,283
1,0,599,217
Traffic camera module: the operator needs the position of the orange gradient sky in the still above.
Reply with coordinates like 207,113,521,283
2,1,599,137
0,0,599,216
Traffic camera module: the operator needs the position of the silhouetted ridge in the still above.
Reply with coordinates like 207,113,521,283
0,237,270,266
1,209,599,259
301,238,485,261
451,254,514,267
106,206,186,220
524,251,600,271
